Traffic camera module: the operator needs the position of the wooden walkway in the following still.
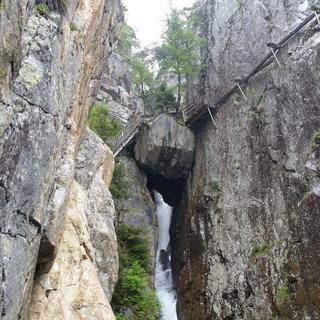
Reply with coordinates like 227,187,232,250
109,114,152,156
182,11,320,127
110,10,319,156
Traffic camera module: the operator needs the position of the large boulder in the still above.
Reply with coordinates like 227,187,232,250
134,114,195,179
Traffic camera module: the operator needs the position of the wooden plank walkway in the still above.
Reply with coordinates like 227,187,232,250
109,114,153,156
182,11,320,127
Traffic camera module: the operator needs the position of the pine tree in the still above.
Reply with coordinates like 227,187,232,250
160,8,205,108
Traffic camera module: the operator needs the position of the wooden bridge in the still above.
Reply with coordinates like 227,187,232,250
110,10,320,156
109,114,152,156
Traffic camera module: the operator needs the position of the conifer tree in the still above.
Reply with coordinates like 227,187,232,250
160,8,205,108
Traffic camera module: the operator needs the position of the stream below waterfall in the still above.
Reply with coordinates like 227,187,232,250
154,191,178,320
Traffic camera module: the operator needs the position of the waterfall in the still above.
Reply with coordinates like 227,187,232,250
154,191,178,320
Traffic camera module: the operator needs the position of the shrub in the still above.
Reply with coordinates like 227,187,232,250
310,130,320,152
152,83,176,113
250,243,272,260
112,225,159,319
275,283,290,305
117,224,151,271
36,3,50,16
109,160,133,200
69,22,78,32
88,101,123,143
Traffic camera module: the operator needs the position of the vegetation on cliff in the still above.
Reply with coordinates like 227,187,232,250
88,100,123,143
110,159,133,200
116,3,204,112
112,225,159,319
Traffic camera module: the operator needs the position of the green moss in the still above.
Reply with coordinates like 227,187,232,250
250,243,272,260
310,130,320,152
109,160,133,200
246,91,266,122
236,0,243,10
246,109,261,122
224,35,232,51
69,22,78,32
0,68,7,78
36,3,50,16
275,283,290,305
256,91,267,112
303,191,310,199
112,225,159,319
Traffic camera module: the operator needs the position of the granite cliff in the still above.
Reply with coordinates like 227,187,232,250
0,1,122,319
1,0,320,319
171,1,320,319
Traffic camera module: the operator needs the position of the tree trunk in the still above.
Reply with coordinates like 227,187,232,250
177,74,181,109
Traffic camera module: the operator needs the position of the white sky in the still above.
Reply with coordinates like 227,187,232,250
123,0,195,48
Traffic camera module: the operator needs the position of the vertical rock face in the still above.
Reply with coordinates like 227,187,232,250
96,52,144,124
114,155,157,266
172,1,320,319
28,129,118,320
0,1,122,319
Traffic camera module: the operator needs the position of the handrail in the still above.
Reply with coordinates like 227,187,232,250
182,11,319,125
109,114,153,156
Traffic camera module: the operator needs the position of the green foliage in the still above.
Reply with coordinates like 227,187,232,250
0,68,7,78
152,83,176,112
275,283,290,305
250,243,272,260
246,109,261,122
117,225,151,271
109,160,133,200
131,55,154,98
36,3,50,16
112,225,159,319
116,22,139,63
311,130,320,151
88,101,122,143
69,22,78,32
159,8,206,106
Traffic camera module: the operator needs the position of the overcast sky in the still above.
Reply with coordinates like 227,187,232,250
123,0,195,48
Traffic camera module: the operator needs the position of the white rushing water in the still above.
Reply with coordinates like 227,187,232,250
154,191,178,320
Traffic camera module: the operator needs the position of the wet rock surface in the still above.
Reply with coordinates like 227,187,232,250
172,1,320,319
114,155,157,264
134,114,195,179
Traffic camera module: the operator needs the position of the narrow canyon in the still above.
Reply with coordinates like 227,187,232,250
1,1,320,320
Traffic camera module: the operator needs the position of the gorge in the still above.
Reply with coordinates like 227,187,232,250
1,0,320,320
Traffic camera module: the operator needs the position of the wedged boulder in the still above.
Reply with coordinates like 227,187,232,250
134,114,195,179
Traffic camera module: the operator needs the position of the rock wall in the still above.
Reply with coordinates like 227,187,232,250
114,155,157,267
172,1,320,319
28,129,118,320
0,1,122,319
96,53,144,124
